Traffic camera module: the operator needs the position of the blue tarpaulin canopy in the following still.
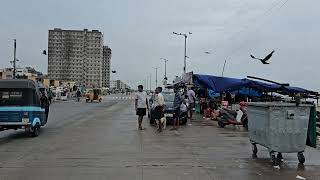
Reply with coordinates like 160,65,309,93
193,74,316,95
246,79,282,92
230,87,262,97
193,74,250,92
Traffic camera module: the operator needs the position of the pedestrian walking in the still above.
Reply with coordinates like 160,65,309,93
47,88,54,104
171,86,183,131
187,87,196,120
135,85,149,130
40,91,50,121
76,88,82,102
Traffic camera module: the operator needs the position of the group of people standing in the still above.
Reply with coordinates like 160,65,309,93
135,85,196,132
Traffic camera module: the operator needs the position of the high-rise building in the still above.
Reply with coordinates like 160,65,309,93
102,46,112,88
48,28,104,87
110,80,131,90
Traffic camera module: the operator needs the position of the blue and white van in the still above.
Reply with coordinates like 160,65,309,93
0,79,48,137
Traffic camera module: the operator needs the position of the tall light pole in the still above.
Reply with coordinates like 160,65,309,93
12,39,17,79
160,58,168,80
173,32,192,74
153,67,159,88
148,73,152,92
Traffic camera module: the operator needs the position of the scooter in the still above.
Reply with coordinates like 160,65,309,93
217,107,248,130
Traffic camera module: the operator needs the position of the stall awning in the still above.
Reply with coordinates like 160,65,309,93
193,74,249,92
193,74,317,96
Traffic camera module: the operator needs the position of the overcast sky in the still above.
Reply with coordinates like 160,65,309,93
0,0,319,90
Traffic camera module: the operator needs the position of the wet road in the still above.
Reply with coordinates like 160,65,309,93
0,94,320,180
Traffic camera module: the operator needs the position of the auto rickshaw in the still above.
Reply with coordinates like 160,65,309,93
85,88,102,102
0,79,48,137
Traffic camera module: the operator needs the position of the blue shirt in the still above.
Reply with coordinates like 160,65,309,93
173,92,183,110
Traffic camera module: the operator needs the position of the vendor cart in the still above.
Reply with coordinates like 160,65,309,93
247,102,312,166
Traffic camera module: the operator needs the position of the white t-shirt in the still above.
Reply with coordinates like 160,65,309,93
152,93,165,108
158,93,165,106
180,103,187,112
187,90,196,103
184,98,190,107
135,91,147,108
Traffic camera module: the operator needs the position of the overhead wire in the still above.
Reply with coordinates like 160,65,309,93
208,0,285,53
215,0,286,49
224,0,291,60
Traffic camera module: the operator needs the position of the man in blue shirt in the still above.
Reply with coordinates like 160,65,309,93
171,86,182,130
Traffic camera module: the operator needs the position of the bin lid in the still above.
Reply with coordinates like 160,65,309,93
247,102,313,107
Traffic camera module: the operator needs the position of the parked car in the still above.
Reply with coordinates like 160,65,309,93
60,90,68,101
148,91,187,125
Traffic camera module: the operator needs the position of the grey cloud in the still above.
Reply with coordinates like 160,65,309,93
0,0,319,91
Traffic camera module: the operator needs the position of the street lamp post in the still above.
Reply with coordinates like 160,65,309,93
160,58,168,80
148,73,152,92
152,67,159,88
173,32,192,74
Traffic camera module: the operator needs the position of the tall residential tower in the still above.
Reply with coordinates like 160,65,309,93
48,28,104,87
102,46,112,88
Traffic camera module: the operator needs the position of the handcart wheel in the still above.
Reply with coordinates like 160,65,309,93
297,152,305,164
252,144,258,158
270,151,280,166
277,153,283,161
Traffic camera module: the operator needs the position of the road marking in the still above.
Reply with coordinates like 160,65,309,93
104,96,135,101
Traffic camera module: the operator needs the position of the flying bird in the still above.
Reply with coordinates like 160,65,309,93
250,50,275,64
204,51,210,54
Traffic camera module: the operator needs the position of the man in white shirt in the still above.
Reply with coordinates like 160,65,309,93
187,87,196,119
152,87,165,109
152,87,165,132
135,85,149,130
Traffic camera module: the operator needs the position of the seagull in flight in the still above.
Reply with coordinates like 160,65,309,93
250,50,275,64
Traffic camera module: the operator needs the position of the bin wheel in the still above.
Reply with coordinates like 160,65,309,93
218,121,225,128
270,152,280,166
297,152,305,164
277,153,283,161
244,123,248,131
252,144,258,158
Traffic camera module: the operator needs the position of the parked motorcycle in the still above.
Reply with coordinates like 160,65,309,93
217,106,248,130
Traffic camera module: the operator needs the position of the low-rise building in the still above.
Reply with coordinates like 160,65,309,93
0,68,14,79
0,67,42,81
43,78,60,87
